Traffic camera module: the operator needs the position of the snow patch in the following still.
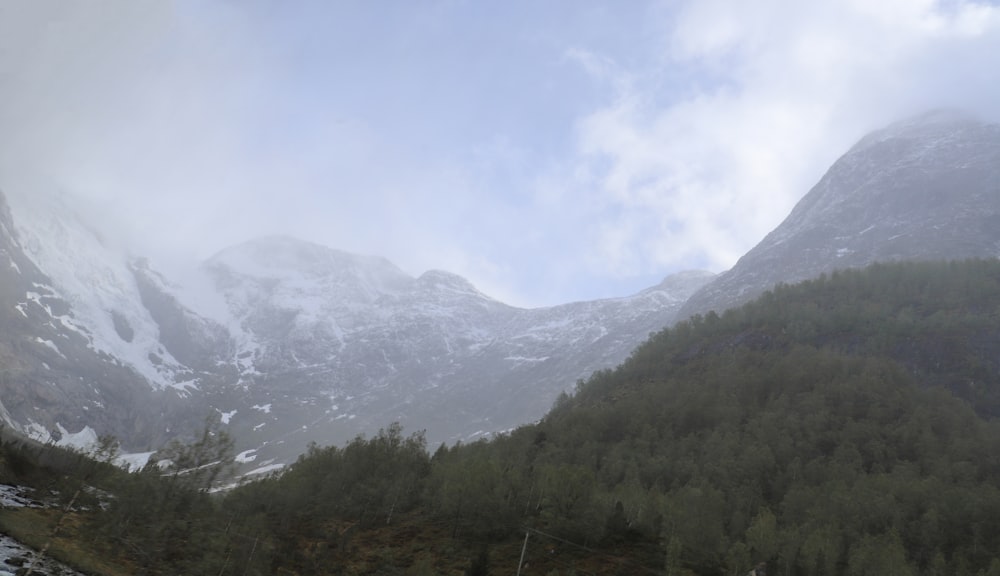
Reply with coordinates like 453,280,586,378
34,337,65,358
0,532,88,575
0,485,40,509
504,355,550,367
170,379,200,393
243,462,284,477
218,409,237,424
55,423,98,451
23,421,52,444
116,451,156,471
252,403,272,413
236,449,258,464
6,190,187,390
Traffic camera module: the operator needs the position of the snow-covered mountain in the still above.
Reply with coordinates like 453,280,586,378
678,110,1000,319
0,192,712,466
0,191,204,450
182,237,712,465
6,191,201,390
5,109,998,470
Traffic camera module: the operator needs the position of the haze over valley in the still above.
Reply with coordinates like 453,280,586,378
3,2,1000,575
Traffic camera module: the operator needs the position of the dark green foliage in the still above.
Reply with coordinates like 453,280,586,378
519,259,1000,574
9,259,1000,575
220,259,1000,574
464,545,489,576
275,423,430,529
220,424,432,573
154,418,236,492
80,421,248,574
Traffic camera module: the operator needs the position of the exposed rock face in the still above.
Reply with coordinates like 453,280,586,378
0,193,711,464
8,109,998,468
0,192,197,448
678,110,1000,319
185,238,712,463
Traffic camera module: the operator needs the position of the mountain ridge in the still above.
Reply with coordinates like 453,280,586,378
3,109,999,471
0,196,712,464
677,110,1000,319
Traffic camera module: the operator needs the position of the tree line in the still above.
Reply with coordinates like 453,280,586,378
4,259,1000,575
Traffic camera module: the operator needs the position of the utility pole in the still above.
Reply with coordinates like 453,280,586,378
516,531,530,576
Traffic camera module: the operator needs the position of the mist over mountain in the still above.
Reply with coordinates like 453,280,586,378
0,190,712,467
0,190,201,449
1,110,998,473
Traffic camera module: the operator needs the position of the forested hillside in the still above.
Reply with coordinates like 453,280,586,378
4,259,1000,575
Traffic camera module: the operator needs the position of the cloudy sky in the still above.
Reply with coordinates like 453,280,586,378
1,0,999,307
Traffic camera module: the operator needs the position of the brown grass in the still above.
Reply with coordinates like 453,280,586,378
0,508,135,576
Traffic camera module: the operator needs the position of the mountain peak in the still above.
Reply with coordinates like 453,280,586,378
777,110,1000,240
678,110,1000,319
416,269,487,298
206,236,414,298
875,108,981,134
849,109,994,157
653,270,716,288
209,236,400,276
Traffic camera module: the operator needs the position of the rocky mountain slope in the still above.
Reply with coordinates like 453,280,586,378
0,191,712,466
2,109,998,470
161,237,712,465
0,193,203,450
679,110,1000,319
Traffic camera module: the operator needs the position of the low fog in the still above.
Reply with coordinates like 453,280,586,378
2,1,1000,307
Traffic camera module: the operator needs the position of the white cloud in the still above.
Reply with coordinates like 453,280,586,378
563,0,1000,279
2,1,1000,308
0,1,273,251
